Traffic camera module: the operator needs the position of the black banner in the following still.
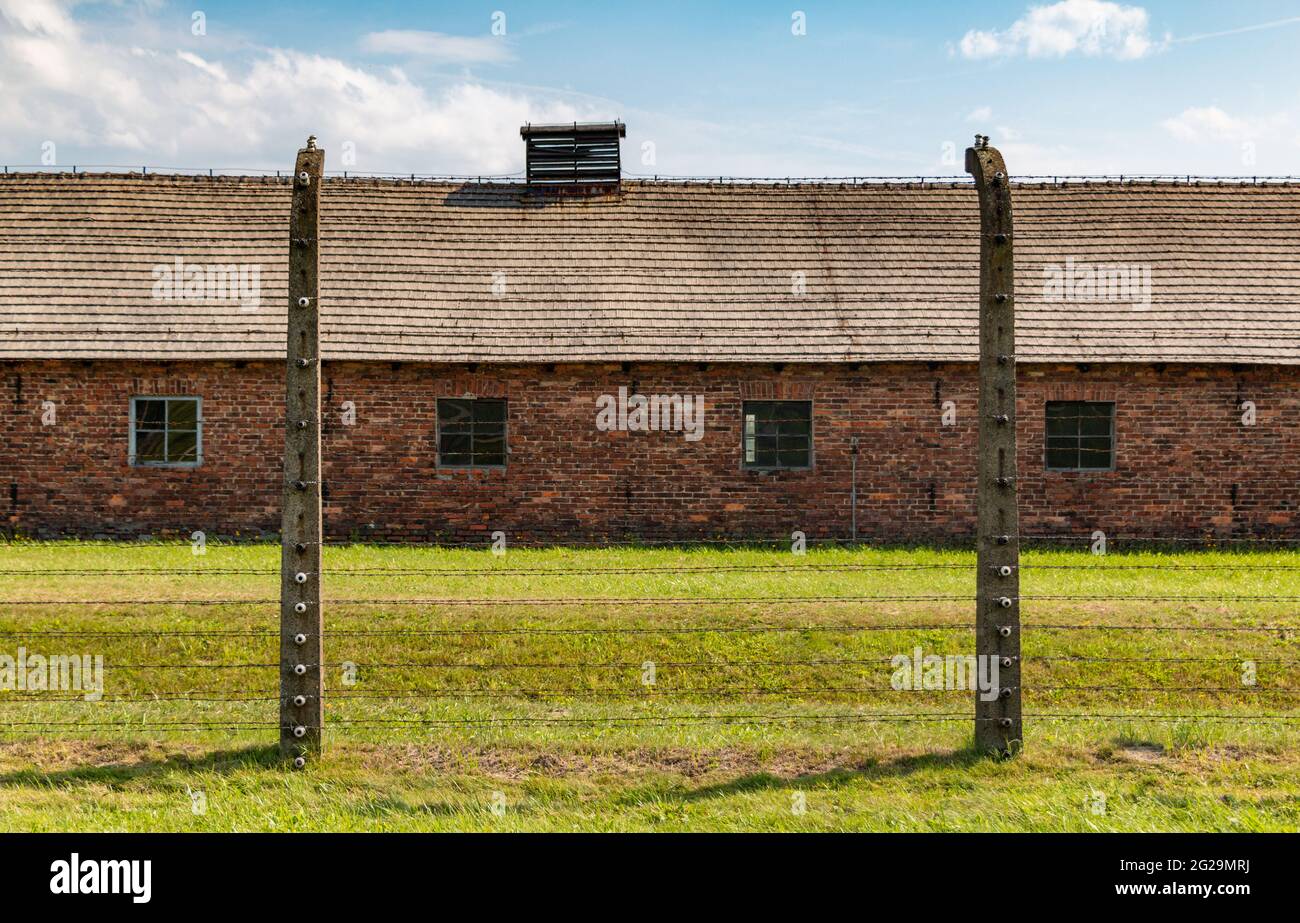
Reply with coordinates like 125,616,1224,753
0,833,1281,909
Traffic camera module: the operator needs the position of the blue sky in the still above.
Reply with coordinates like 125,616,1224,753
2,0,1298,176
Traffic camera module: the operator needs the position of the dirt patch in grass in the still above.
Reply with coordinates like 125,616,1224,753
0,738,909,783
1115,743,1166,762
344,740,966,782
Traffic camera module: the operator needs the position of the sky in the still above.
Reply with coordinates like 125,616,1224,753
1,0,1298,177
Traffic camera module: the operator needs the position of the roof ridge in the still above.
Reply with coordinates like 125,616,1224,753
3,171,1300,190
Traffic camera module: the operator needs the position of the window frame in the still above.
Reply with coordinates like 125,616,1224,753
436,397,509,470
741,400,814,471
1044,400,1116,472
129,395,204,468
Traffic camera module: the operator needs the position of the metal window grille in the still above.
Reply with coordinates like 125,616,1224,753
742,401,812,469
1045,400,1115,470
129,396,202,466
437,398,508,468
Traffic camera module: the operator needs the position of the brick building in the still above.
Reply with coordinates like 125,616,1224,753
1,168,1298,542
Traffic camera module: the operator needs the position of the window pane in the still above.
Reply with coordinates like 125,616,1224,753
748,402,778,421
472,400,506,423
778,449,809,467
440,433,472,457
1078,438,1112,467
167,430,198,462
474,436,505,465
437,400,472,424
135,400,166,426
167,399,199,427
1046,447,1077,469
754,435,779,455
135,430,166,462
1078,414,1111,436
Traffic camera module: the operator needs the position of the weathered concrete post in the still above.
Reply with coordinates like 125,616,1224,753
966,136,1022,755
281,136,324,764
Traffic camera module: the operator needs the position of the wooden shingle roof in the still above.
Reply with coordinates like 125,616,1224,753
1,174,1297,363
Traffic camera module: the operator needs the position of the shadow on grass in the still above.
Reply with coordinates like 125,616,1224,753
672,746,990,803
0,744,282,788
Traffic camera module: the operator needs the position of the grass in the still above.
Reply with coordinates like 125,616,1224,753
1,540,1298,831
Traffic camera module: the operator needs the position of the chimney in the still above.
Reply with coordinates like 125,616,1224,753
520,121,625,192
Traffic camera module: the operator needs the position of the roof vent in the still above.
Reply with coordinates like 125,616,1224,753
520,121,625,191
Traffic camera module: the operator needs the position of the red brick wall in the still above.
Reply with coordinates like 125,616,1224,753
2,360,1296,542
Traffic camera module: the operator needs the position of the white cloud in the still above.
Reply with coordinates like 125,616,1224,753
1160,106,1291,147
0,0,597,172
959,31,1004,59
176,50,227,82
958,0,1157,61
360,30,512,64
1161,107,1250,143
0,0,74,37
965,106,992,123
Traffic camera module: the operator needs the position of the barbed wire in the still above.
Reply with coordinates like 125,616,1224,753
0,720,273,728
1028,655,1300,663
0,628,274,637
2,683,1294,704
5,714,1296,734
323,713,970,728
8,165,1298,187
5,626,1294,639
80,663,278,669
6,533,1299,548
3,536,1298,744
5,561,1300,577
6,593,1300,607
0,694,280,703
317,658,904,669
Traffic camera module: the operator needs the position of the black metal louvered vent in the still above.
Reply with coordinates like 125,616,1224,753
521,121,625,190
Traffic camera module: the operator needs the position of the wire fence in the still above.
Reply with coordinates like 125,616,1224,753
1,536,1298,742
5,164,1300,187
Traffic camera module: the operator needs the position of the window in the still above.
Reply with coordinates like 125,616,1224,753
742,401,812,469
130,397,202,466
437,398,507,468
1045,401,1114,470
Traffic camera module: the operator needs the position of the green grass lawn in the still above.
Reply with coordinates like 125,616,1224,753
1,541,1298,831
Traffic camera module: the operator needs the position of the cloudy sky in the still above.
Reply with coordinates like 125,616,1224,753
1,0,1298,176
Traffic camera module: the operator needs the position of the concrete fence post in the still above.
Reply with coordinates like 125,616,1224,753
281,136,325,765
966,137,1022,755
